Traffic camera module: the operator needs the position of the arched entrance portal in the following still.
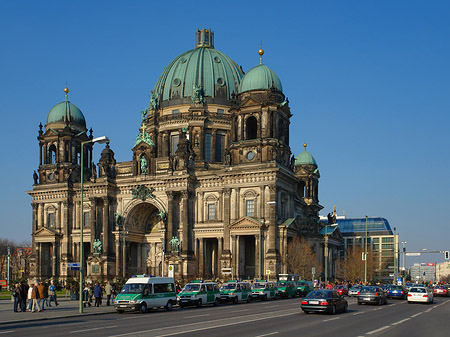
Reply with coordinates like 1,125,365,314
123,202,164,277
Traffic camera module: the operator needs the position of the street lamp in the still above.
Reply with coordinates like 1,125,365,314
323,208,338,285
401,241,407,277
393,227,398,283
7,247,11,290
364,216,368,284
79,136,109,314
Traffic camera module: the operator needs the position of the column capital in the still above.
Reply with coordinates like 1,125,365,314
166,190,175,199
222,188,232,197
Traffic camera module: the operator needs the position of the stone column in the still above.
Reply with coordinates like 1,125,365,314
180,191,189,254
267,185,277,255
115,234,120,278
39,203,44,229
199,238,204,277
62,201,69,258
57,201,61,231
90,198,96,254
222,188,231,252
211,128,217,163
32,203,38,232
166,191,174,248
52,242,57,277
102,197,109,256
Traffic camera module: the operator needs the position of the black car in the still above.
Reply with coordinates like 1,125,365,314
357,286,388,305
301,289,348,314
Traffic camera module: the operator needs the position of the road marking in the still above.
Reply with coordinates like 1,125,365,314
184,313,211,319
0,332,14,335
373,307,383,310
322,317,341,322
425,308,433,312
232,309,250,312
352,312,364,315
411,312,422,318
71,325,118,334
108,309,299,337
56,322,88,327
392,318,410,325
255,332,278,337
366,326,390,335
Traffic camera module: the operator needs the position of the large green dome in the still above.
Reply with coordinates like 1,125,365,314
47,96,86,128
151,29,244,107
239,64,283,94
295,145,318,167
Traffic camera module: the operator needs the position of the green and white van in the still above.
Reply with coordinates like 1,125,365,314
177,280,221,307
220,280,252,304
277,280,297,298
296,280,313,297
114,275,177,314
251,280,278,300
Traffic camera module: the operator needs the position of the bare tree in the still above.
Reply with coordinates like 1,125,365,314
337,246,378,282
287,236,322,280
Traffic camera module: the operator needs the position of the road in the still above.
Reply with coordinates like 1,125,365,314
0,296,449,337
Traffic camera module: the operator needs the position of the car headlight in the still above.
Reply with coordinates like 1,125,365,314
230,292,234,295
129,300,137,304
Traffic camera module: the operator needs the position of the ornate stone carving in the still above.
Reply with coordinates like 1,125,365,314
131,185,155,201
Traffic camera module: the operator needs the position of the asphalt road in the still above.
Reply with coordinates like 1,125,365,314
1,296,449,337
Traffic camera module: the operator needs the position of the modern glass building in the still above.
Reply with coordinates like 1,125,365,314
321,216,399,281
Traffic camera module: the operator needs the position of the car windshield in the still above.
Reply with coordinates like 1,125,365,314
252,283,265,289
436,286,445,289
410,287,426,293
350,285,362,290
183,284,201,292
360,287,375,293
278,282,287,286
121,283,146,294
221,283,237,290
388,285,403,290
334,285,344,289
306,290,330,299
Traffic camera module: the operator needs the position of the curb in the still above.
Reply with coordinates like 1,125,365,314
0,310,116,326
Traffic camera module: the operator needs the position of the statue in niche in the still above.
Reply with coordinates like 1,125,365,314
114,213,124,227
290,155,295,169
33,171,38,185
93,239,102,254
169,236,180,253
225,150,231,165
140,155,148,175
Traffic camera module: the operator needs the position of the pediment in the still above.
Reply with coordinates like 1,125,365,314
43,128,60,137
34,227,58,237
230,217,263,230
240,97,262,107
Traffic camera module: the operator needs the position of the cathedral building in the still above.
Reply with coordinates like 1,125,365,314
27,29,338,281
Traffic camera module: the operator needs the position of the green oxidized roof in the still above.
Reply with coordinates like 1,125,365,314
295,145,318,167
239,64,283,93
47,95,86,127
151,29,244,105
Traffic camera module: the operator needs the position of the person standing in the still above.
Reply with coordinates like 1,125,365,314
105,281,112,306
37,282,45,311
27,283,33,311
19,281,28,312
31,283,41,312
93,282,102,307
12,283,21,312
48,280,58,306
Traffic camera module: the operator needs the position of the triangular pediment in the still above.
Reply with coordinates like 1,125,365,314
240,97,262,107
230,216,263,230
34,227,58,237
43,128,60,137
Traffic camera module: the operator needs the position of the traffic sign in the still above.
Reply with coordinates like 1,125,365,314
266,269,271,275
67,263,80,268
405,252,421,256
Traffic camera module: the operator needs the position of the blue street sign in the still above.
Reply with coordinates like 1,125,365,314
67,263,80,268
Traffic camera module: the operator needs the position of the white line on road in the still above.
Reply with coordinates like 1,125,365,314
411,312,422,318
322,317,341,322
184,313,211,319
373,308,383,311
392,318,410,325
255,332,279,337
425,308,433,312
352,312,364,315
0,332,14,335
71,325,118,334
366,326,390,335
232,309,250,312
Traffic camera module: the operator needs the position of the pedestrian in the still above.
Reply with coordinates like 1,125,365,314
12,283,21,312
83,283,92,307
105,281,112,306
19,281,28,312
27,283,33,311
111,284,117,302
93,282,102,307
48,280,59,306
37,282,45,311
31,283,41,312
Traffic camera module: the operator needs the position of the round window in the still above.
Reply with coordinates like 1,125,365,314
247,151,255,160
173,78,181,86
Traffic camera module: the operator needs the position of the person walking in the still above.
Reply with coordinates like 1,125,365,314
83,283,92,307
37,282,45,311
19,281,28,312
31,283,41,312
105,281,112,306
48,280,59,306
93,282,102,307
27,283,33,311
12,283,21,312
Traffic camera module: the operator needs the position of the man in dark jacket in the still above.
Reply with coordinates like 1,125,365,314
93,282,102,307
19,281,28,312
12,284,21,312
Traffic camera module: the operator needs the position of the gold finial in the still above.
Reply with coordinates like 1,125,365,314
333,205,336,215
303,143,307,151
259,43,264,64
64,86,69,94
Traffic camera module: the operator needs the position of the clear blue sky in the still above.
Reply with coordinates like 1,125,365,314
1,1,449,267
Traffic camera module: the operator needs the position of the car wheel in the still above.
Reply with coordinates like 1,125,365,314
197,299,202,307
377,298,381,306
263,295,268,301
233,296,238,304
165,300,173,311
139,302,147,314
214,297,220,306
117,310,124,314
343,303,348,313
330,305,336,315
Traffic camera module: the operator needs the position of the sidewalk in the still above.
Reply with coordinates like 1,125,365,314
0,296,116,325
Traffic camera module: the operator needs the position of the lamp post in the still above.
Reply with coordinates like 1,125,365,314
364,215,368,284
79,136,109,314
393,227,398,284
401,241,407,277
7,247,11,290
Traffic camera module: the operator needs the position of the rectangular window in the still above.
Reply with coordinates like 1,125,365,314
83,212,90,226
47,213,55,227
382,243,394,250
172,109,179,114
204,132,212,162
372,238,379,243
208,204,216,220
171,134,179,155
246,200,255,217
217,109,224,113
154,283,175,293
382,237,394,243
215,134,225,162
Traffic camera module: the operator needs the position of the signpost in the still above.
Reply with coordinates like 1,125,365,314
67,263,80,271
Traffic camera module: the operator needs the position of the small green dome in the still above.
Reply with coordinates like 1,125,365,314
295,145,318,167
239,64,283,93
47,97,86,127
152,29,244,107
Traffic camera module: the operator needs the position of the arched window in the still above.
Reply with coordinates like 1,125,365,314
246,116,258,140
48,144,57,164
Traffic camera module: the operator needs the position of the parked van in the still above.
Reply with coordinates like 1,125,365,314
220,280,252,303
251,280,278,300
296,280,313,296
277,280,297,298
114,275,177,314
177,280,221,307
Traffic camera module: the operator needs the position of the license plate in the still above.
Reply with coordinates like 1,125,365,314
119,305,127,307
363,298,371,301
309,300,319,304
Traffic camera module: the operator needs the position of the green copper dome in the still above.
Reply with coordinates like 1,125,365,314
47,95,86,127
295,145,318,167
151,29,244,107
239,64,283,93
